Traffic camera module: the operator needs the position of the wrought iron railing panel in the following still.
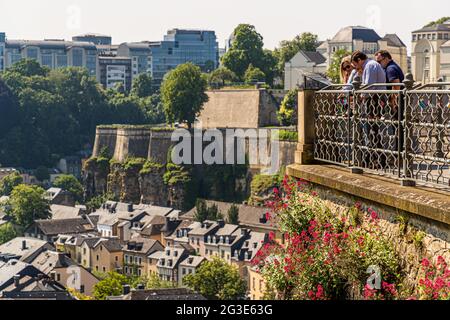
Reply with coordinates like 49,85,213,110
314,87,352,167
405,85,450,186
313,81,450,189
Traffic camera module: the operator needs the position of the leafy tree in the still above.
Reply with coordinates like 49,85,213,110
161,63,209,128
244,64,266,84
131,73,154,98
277,88,298,126
274,32,319,77
0,223,17,245
202,60,216,73
93,271,130,300
53,174,84,202
145,273,176,289
6,184,50,227
183,256,247,300
327,49,352,84
222,24,277,85
5,58,49,77
35,166,50,182
227,204,240,225
0,171,23,196
424,17,450,27
141,94,166,124
208,67,237,87
0,78,19,137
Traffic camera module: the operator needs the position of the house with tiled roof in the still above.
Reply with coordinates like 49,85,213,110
0,260,72,300
317,25,408,72
0,237,54,263
90,238,124,273
177,256,206,287
31,250,99,296
122,237,163,277
107,287,206,300
24,215,97,243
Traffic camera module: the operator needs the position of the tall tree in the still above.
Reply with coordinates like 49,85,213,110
208,67,237,87
0,171,23,196
274,32,319,79
53,174,84,202
244,64,266,84
6,184,50,227
0,223,17,245
194,199,209,222
131,73,154,98
227,204,240,225
222,24,277,85
183,256,247,300
161,63,208,128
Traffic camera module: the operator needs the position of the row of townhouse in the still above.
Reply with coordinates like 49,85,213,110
0,237,99,296
22,199,276,298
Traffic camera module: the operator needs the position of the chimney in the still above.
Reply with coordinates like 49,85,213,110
14,274,20,287
123,284,131,295
217,219,225,228
21,240,27,250
136,284,145,290
50,271,56,280
127,203,133,212
259,213,267,224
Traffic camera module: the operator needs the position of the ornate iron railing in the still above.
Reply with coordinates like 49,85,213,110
314,78,450,189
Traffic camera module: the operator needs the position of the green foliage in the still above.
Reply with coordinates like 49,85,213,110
85,193,115,212
208,67,237,87
145,273,176,289
277,130,298,142
161,63,209,128
5,58,49,77
277,89,298,126
0,60,165,169
327,49,352,84
424,17,450,27
274,32,319,78
183,256,247,300
5,184,50,227
0,171,23,196
227,204,240,225
139,159,164,175
53,174,84,202
244,64,266,84
413,230,426,249
222,24,277,85
92,271,129,300
194,200,224,222
130,73,154,98
0,223,18,245
121,157,146,172
34,166,49,182
163,163,191,186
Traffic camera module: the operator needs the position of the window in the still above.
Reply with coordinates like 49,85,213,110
72,48,83,67
115,256,119,262
80,285,85,294
56,274,61,282
95,266,99,271
102,267,106,272
96,255,99,261
138,269,141,276
445,34,449,40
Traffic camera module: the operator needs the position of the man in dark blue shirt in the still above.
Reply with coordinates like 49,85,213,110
375,50,405,89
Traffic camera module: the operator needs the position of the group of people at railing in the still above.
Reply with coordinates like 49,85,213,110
339,50,405,90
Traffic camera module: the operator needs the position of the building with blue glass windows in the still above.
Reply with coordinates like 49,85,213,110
117,29,219,87
0,34,99,79
0,33,5,71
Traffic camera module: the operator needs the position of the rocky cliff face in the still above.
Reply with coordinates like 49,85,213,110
139,164,168,206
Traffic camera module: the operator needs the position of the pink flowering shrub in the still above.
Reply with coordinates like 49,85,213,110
415,257,450,300
254,176,401,300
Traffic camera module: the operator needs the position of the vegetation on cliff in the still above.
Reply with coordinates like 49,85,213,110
0,59,165,169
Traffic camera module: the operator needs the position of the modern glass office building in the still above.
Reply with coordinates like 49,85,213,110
1,37,98,78
150,29,219,85
0,33,5,71
117,29,219,87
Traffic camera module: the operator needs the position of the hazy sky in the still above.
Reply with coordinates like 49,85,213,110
0,0,445,51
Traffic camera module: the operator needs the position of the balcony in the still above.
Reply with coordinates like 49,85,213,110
287,75,450,229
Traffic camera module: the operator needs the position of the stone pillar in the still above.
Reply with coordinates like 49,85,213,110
295,90,316,165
